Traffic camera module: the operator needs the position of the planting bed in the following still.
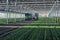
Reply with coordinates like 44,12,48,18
0,18,24,24
0,17,60,26
0,27,17,37
27,17,60,26
0,27,60,40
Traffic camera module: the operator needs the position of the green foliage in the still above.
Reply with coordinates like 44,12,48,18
0,18,25,24
1,28,60,40
0,19,7,24
27,17,60,26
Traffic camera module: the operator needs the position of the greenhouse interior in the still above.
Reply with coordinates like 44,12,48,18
0,0,60,26
1,0,60,40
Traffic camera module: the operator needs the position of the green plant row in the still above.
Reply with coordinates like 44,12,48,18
1,28,60,40
0,18,25,24
27,17,60,26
